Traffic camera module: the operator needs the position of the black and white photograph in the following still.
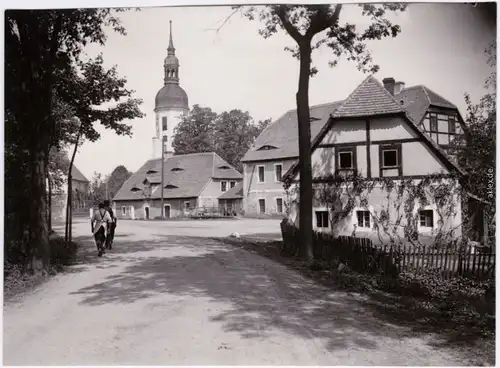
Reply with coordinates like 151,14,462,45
3,1,496,365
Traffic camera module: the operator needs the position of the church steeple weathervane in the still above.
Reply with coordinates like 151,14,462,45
164,20,179,85
167,20,175,55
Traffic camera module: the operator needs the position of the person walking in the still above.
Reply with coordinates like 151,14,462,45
91,202,112,257
103,200,117,250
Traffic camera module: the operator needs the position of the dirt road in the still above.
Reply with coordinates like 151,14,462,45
4,219,473,365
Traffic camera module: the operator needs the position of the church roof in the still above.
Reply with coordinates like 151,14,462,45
155,83,189,111
113,152,242,201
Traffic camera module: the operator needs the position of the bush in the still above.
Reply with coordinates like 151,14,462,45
397,266,493,302
49,236,78,268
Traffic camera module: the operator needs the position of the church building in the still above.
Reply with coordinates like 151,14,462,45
113,22,242,219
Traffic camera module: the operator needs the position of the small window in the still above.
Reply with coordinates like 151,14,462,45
315,211,329,228
339,152,353,169
356,210,370,228
419,210,434,228
430,115,438,132
230,181,236,189
258,199,266,214
380,144,402,177
448,117,456,134
121,206,126,215
276,198,283,214
221,181,227,192
162,116,167,131
382,149,398,168
275,164,283,182
258,166,265,182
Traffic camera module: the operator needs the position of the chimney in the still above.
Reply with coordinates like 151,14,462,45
394,81,405,95
382,77,396,96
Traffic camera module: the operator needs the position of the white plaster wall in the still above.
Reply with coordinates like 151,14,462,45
155,108,188,154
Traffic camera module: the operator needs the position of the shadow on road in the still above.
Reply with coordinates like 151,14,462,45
69,234,429,356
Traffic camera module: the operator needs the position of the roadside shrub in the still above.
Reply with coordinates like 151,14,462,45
50,236,78,268
397,266,493,304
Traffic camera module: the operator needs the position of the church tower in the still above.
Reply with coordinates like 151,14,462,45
152,21,189,159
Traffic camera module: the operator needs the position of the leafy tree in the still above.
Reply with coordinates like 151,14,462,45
236,4,407,262
107,165,133,199
5,9,144,270
89,172,107,204
451,41,496,244
173,106,271,172
213,110,269,172
172,105,217,154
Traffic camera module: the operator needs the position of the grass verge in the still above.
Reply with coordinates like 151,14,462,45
217,236,495,366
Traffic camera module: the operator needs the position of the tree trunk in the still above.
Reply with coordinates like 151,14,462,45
296,42,314,262
47,169,52,233
29,150,50,271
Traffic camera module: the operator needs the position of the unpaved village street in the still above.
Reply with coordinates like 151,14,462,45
4,219,477,365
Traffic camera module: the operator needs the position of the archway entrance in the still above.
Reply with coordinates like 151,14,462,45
164,205,171,219
144,206,150,220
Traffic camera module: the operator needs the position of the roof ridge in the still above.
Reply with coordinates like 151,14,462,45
331,75,373,115
420,85,432,104
371,76,406,110
331,75,403,118
422,86,457,108
211,152,215,177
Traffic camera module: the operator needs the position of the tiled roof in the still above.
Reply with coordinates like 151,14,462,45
113,152,242,201
241,101,343,162
331,75,404,118
71,165,89,183
395,85,457,123
218,182,243,200
59,155,90,183
283,76,465,181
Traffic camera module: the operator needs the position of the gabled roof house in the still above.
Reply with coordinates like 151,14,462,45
113,152,242,219
241,76,465,231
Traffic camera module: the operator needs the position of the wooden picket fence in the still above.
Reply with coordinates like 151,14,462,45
280,220,495,280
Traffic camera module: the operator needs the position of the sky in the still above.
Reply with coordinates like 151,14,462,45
71,3,496,181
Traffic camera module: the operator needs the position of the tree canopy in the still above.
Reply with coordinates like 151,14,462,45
5,9,144,270
107,165,133,200
235,4,407,261
173,105,271,172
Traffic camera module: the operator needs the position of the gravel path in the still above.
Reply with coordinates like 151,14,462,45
4,219,473,365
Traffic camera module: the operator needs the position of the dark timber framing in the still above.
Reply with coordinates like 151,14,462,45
318,137,421,148
366,119,371,179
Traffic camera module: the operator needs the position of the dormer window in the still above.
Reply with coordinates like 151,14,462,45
164,184,178,189
131,187,141,192
257,145,278,151
146,170,158,175
171,167,184,172
218,165,230,170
